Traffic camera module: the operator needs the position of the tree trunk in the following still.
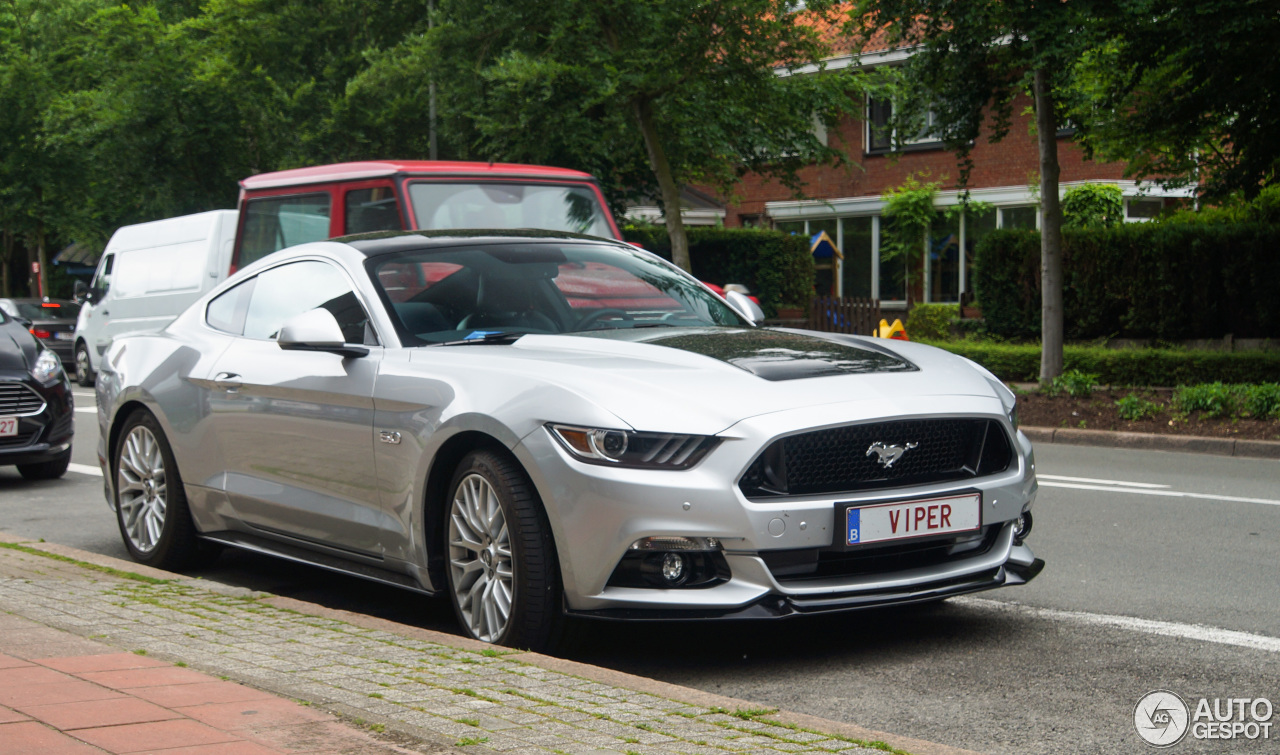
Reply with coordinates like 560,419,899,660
1033,67,1064,383
1,229,11,298
632,98,691,272
37,226,48,299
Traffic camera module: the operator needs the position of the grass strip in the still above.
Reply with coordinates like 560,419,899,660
0,541,169,584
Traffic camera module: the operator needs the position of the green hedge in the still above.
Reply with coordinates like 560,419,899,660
973,224,1280,340
622,226,814,318
922,340,1280,386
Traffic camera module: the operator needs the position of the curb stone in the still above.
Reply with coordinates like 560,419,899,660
0,531,985,755
1020,426,1280,459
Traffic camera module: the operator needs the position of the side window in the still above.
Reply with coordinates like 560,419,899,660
240,194,332,268
243,260,373,345
92,253,114,295
205,279,256,335
345,188,403,235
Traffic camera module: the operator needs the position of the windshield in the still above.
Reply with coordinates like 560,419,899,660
369,241,748,345
408,182,615,238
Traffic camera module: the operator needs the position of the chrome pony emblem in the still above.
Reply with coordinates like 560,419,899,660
866,441,918,468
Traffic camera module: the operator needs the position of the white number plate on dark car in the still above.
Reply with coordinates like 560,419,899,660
845,492,981,546
0,417,17,437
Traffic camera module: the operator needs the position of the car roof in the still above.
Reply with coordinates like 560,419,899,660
336,230,628,258
241,161,597,190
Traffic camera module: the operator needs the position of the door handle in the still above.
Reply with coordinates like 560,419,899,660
100,310,109,316
214,372,242,392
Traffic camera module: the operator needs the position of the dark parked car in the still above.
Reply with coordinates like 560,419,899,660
0,306,74,479
0,298,80,364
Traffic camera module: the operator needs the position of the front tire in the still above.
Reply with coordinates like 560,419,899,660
75,343,94,387
445,449,562,651
17,448,72,480
112,410,205,570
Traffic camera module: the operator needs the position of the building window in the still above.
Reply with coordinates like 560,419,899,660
1125,198,1163,221
841,216,874,299
866,96,942,153
928,212,961,303
999,205,1038,230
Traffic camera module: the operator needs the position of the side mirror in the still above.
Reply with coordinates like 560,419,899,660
725,290,764,324
73,279,89,304
277,308,368,358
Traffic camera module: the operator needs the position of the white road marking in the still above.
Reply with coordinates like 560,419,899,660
67,463,102,477
1040,480,1280,507
1037,474,1169,489
74,407,97,414
955,597,1280,654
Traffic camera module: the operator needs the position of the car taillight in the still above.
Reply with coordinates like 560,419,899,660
31,328,52,339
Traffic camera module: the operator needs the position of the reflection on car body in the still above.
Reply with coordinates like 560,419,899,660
96,230,1041,650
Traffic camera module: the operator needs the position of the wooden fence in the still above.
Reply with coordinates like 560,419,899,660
807,296,881,335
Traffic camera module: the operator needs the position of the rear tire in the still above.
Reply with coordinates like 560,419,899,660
445,449,562,651
17,448,72,480
112,410,207,571
75,343,94,387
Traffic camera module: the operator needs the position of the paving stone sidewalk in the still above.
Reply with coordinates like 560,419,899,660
0,535,972,755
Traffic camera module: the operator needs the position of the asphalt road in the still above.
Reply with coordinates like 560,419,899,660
2,388,1277,755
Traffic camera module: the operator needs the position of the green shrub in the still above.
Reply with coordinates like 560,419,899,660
622,226,814,318
1240,383,1280,419
1046,369,1099,398
1062,184,1123,229
1172,383,1237,417
906,303,959,341
972,223,1280,341
1115,394,1162,421
920,340,1280,385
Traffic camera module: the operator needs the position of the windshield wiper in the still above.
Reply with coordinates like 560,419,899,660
432,331,525,347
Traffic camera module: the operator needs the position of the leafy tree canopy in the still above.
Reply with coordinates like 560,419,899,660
1075,0,1280,201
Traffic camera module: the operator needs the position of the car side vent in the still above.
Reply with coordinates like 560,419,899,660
0,382,47,416
739,418,1014,498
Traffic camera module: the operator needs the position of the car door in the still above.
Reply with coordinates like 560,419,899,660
205,258,390,557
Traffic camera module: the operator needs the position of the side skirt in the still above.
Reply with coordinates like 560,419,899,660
199,531,435,596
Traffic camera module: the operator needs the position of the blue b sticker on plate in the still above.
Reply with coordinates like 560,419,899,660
846,507,860,545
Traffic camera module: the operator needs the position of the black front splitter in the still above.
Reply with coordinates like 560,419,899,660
566,559,1046,622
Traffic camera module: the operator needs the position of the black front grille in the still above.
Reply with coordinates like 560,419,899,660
740,418,1013,498
763,525,1000,583
0,382,46,416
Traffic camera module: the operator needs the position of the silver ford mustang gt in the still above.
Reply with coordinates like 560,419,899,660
96,231,1042,650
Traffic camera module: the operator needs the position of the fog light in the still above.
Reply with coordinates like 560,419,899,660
1013,511,1033,544
661,552,687,584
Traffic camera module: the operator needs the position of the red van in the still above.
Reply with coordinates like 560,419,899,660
233,161,622,273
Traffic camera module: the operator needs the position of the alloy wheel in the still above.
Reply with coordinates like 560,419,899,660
448,472,514,642
117,425,168,553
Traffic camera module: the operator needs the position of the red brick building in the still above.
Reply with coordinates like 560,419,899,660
697,31,1187,310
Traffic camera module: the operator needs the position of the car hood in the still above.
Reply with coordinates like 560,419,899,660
0,324,36,372
413,327,1006,435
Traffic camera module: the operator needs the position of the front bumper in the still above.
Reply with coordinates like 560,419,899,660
514,396,1042,617
0,374,74,466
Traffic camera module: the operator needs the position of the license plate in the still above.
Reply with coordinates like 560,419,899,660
54,331,73,340
0,418,16,438
845,492,981,546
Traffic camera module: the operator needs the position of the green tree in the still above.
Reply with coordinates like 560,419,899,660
847,1,1104,382
1077,1,1280,201
420,0,860,271
0,0,109,296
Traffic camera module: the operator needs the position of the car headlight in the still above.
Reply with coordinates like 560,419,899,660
547,424,719,469
31,348,62,384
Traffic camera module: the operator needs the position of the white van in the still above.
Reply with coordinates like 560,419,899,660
73,211,239,386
